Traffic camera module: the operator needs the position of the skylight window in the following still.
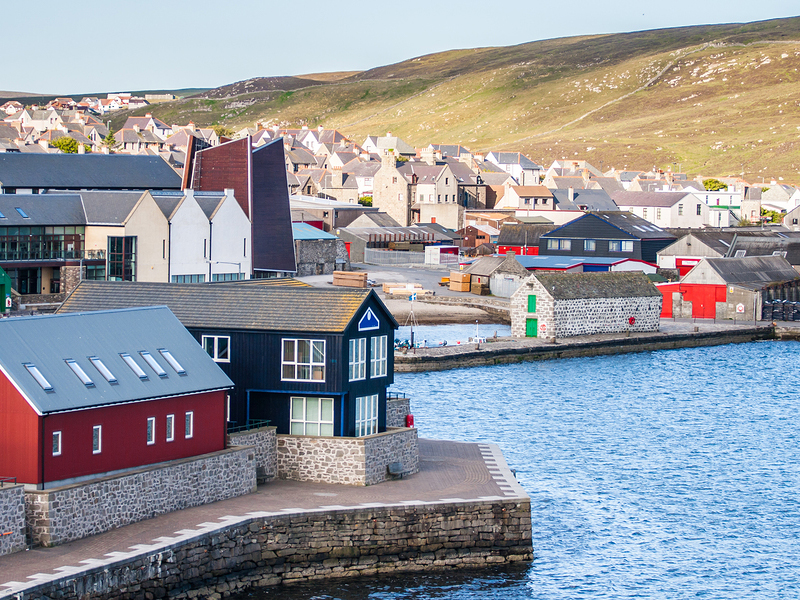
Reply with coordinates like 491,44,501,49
139,351,167,378
24,363,53,391
15,207,30,218
120,353,148,380
90,357,118,383
0,210,5,219
66,359,95,387
159,349,186,375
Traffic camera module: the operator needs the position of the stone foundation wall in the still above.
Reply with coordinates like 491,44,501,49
17,292,65,310
551,296,661,337
11,499,532,600
25,447,257,547
0,484,25,556
295,239,351,276
386,396,411,428
364,427,419,484
277,427,420,486
229,426,277,483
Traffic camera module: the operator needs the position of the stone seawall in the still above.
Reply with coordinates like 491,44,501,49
229,426,277,483
0,485,25,556
6,499,532,600
277,428,419,486
26,447,257,547
396,326,774,372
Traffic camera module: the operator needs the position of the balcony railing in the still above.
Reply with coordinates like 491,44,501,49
0,248,105,262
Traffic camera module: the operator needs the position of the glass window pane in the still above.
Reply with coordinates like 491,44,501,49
312,365,324,380
283,339,294,360
297,340,310,363
283,364,295,380
298,365,310,380
306,398,319,421
218,337,229,360
203,337,214,356
306,423,319,436
290,422,305,435
320,423,334,436
321,399,333,421
312,341,324,363
291,397,304,419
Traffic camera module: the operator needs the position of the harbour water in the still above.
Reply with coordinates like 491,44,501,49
235,340,800,599
395,323,512,347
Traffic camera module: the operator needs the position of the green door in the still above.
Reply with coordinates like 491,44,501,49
526,318,538,337
527,294,537,312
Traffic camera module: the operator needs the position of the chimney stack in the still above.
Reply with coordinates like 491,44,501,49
568,187,575,203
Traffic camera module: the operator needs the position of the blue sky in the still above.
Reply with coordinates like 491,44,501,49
6,1,798,95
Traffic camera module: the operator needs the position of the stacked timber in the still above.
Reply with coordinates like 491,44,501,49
449,271,471,292
333,271,368,288
470,281,490,295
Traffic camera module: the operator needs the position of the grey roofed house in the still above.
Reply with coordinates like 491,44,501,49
533,271,662,300
0,306,233,415
429,144,471,158
463,254,528,278
497,223,555,246
591,211,673,238
725,235,800,265
194,193,227,219
58,282,383,334
0,154,181,191
74,190,147,225
551,188,618,211
0,194,85,225
682,255,799,290
611,190,694,208
487,152,542,170
348,212,402,228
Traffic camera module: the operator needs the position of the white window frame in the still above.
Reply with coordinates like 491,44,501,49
166,414,175,442
185,411,194,439
52,431,62,456
146,417,156,445
609,240,633,252
281,339,325,382
584,239,596,252
202,335,231,363
290,397,334,436
349,338,367,381
92,425,102,454
355,394,379,437
370,335,388,378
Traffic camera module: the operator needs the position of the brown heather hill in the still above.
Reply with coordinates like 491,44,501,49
118,17,800,181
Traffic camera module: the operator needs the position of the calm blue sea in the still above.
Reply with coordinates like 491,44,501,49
235,340,800,599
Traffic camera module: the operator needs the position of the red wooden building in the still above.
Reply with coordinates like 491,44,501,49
0,307,233,489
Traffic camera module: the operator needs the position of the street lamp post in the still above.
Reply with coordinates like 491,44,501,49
206,260,243,281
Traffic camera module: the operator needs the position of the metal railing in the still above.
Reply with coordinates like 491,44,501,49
0,476,17,487
364,248,426,266
227,419,271,434
387,391,408,400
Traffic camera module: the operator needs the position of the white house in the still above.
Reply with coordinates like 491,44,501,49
611,191,707,229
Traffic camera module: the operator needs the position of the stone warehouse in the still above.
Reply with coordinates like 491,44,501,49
511,271,662,338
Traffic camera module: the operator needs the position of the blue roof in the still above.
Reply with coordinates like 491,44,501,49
0,306,233,415
292,222,338,241
516,255,631,269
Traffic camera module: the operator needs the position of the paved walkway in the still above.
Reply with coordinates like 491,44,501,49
0,440,528,597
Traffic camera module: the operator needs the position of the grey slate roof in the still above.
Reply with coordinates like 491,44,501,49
497,223,555,246
463,254,527,277
0,154,181,190
534,271,661,300
592,212,675,239
195,194,226,219
611,191,692,207
58,282,398,333
78,190,145,225
551,189,618,211
0,194,85,225
0,306,233,415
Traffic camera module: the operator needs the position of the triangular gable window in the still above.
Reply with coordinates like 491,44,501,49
358,307,380,331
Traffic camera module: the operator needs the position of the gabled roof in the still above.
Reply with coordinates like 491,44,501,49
463,254,527,277
0,154,181,190
497,223,555,246
0,307,233,415
611,191,694,208
194,193,226,219
531,271,661,299
551,189,618,211
511,185,552,197
685,256,799,288
58,282,397,333
543,211,675,240
487,152,541,170
78,190,146,225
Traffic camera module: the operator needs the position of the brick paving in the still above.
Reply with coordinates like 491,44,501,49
0,439,528,596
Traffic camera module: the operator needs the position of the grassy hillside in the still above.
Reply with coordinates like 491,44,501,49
117,16,800,180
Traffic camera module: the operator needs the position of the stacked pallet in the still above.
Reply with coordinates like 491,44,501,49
470,282,490,296
449,271,471,292
333,271,368,288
